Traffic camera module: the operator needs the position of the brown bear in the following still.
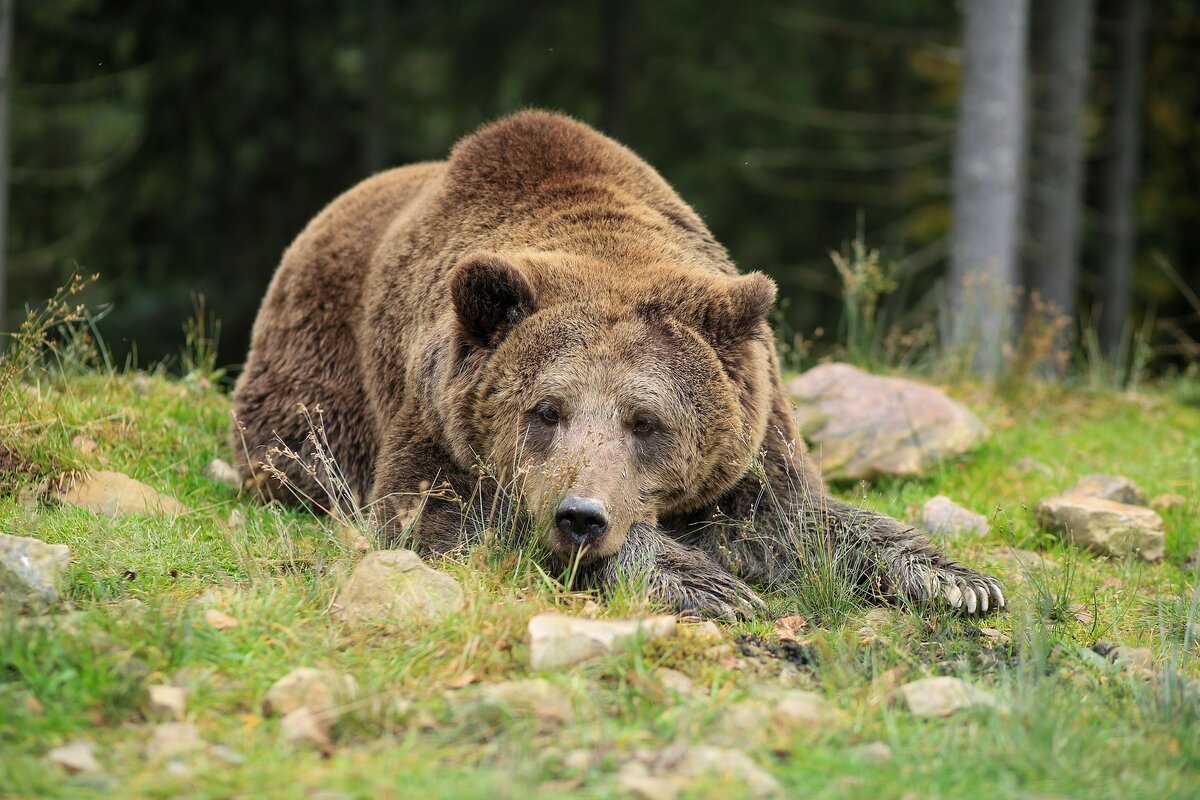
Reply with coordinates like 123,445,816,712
231,110,1005,619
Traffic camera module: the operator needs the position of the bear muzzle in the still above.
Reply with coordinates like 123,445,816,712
554,495,610,545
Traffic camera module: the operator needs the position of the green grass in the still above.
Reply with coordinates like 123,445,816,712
2,368,1199,799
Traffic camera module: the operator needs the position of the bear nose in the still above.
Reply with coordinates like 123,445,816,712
555,496,609,545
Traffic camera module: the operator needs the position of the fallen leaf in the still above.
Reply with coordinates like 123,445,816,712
205,609,240,630
446,671,479,690
774,615,808,642
1069,604,1094,625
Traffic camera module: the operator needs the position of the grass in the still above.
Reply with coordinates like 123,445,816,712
2,362,1199,799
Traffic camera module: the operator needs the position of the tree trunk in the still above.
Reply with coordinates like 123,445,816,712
364,0,388,174
948,0,1030,376
0,0,12,339
1027,0,1093,333
1099,0,1146,356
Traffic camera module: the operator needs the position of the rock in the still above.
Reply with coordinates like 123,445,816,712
0,533,70,610
204,609,240,630
450,678,574,729
988,548,1059,574
919,495,990,537
146,722,203,761
1015,457,1055,478
147,685,187,721
848,741,893,762
854,608,899,642
715,689,844,745
1150,493,1188,512
204,459,242,490
687,620,722,641
332,550,463,626
281,707,333,753
655,668,694,696
56,470,187,516
48,740,101,774
618,746,780,799
1065,474,1147,506
900,676,1000,717
1035,495,1164,562
1108,646,1154,671
526,613,677,669
787,363,986,479
262,668,358,726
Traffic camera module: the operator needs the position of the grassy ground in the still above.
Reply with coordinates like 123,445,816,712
2,364,1198,800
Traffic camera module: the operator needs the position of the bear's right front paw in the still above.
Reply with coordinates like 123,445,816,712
664,571,768,622
894,560,1007,617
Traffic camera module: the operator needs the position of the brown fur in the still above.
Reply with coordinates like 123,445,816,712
232,110,1005,619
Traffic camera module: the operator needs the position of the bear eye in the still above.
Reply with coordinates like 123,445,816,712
534,401,561,426
631,416,658,437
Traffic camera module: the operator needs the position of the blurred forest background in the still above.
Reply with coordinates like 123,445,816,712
2,0,1198,379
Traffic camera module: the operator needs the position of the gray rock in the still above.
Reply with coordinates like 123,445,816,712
618,746,780,799
204,458,242,490
56,470,187,516
900,676,1000,717
0,532,70,610
1065,474,1148,506
1035,495,1164,562
332,550,463,626
281,707,333,753
920,495,990,537
262,668,358,727
147,685,187,721
449,678,574,729
655,668,694,696
848,741,893,762
48,741,102,774
788,363,986,479
145,722,203,761
714,689,844,745
526,613,677,669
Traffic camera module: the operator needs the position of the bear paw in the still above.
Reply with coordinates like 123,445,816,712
898,561,1006,617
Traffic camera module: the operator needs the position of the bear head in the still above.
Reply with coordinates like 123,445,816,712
447,250,778,562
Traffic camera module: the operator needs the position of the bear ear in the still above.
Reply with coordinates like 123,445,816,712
449,252,537,346
725,272,777,340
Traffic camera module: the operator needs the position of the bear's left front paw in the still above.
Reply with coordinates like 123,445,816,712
895,560,1007,617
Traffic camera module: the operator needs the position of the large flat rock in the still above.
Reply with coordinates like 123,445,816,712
526,613,677,669
0,532,70,610
788,363,986,479
1035,494,1164,562
56,470,187,516
332,550,464,626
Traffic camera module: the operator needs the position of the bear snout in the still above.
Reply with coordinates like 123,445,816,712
554,495,610,545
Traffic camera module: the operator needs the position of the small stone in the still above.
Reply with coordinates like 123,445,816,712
1065,474,1147,506
526,613,677,669
71,435,100,456
146,722,203,761
788,363,986,479
854,607,899,641
920,495,990,537
563,749,593,771
900,676,999,717
988,548,1059,574
450,678,574,729
262,668,358,726
204,459,242,490
1109,646,1154,671
147,685,187,721
620,746,780,799
332,550,463,626
48,740,101,774
207,744,244,765
281,707,333,753
1015,457,1055,478
56,470,187,516
0,533,70,610
688,620,722,641
716,689,843,745
204,609,240,630
848,741,893,762
1035,494,1164,561
1150,493,1188,512
166,759,191,777
655,668,694,695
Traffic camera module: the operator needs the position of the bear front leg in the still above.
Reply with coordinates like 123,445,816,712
691,455,1006,617
578,524,768,621
369,421,482,555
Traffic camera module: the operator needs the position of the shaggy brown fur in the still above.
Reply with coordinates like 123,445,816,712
231,110,1005,619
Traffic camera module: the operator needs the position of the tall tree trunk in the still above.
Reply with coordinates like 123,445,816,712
1027,0,1094,343
601,0,627,140
948,0,1030,376
364,0,388,174
1099,0,1146,356
0,0,12,339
